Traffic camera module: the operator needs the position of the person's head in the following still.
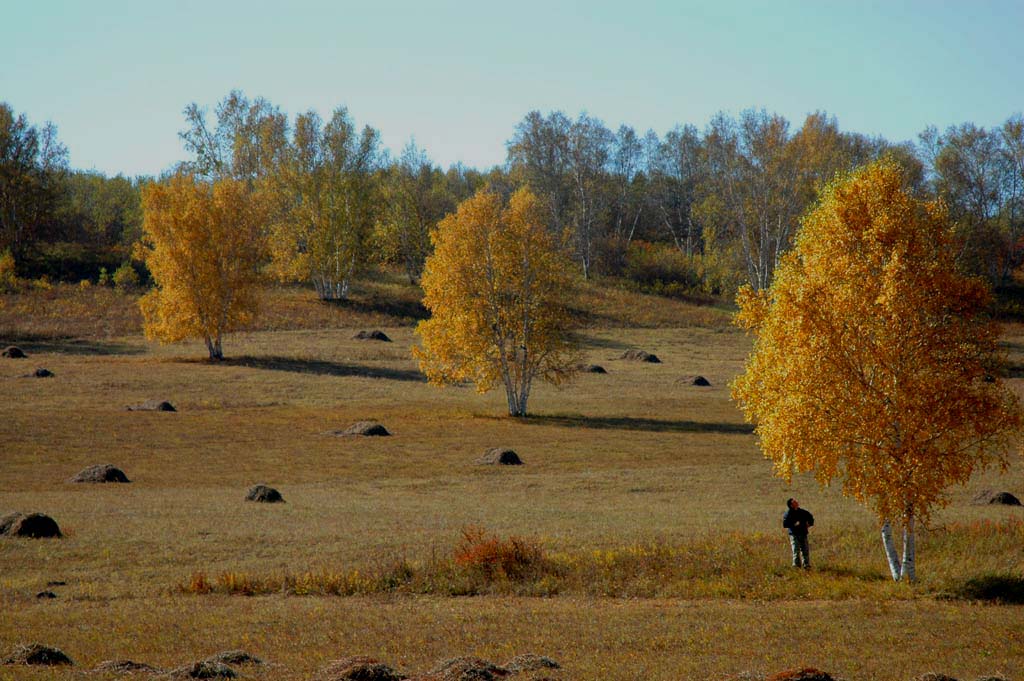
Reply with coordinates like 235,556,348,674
787,498,798,509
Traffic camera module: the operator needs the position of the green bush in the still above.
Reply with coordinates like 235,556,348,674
113,262,140,291
0,249,18,292
622,241,744,300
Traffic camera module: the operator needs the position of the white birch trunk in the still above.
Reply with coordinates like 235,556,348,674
881,520,902,582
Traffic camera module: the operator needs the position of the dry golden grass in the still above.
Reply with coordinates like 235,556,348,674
0,287,1022,680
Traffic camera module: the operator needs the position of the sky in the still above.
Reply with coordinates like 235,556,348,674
2,0,1023,177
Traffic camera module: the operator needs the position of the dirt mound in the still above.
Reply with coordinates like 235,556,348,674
577,364,607,374
28,368,53,378
127,399,176,412
972,490,1022,506
3,643,72,666
205,650,263,666
427,657,509,681
354,330,392,342
319,656,406,681
504,654,560,673
332,421,391,437
169,661,237,678
478,448,523,465
619,349,661,363
93,659,164,675
36,591,57,599
766,668,834,681
245,485,284,503
2,346,27,358
70,464,130,483
0,512,62,538
679,375,712,386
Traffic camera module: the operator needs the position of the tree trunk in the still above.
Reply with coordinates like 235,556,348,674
902,511,916,583
206,336,224,361
881,520,902,581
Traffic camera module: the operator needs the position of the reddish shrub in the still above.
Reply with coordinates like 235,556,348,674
453,526,545,581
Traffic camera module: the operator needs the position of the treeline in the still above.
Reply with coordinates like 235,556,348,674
3,94,1023,297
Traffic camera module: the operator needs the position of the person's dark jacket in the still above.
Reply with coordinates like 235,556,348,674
783,507,814,537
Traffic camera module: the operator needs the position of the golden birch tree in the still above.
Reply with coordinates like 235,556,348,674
138,174,265,360
414,187,578,417
731,158,1022,582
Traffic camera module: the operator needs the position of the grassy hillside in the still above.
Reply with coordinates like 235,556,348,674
0,283,1021,680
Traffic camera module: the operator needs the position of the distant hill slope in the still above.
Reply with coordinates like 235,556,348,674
0,274,733,341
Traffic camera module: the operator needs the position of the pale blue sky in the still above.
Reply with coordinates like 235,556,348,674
2,0,1022,177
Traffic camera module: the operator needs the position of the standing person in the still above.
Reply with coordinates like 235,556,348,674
783,498,814,568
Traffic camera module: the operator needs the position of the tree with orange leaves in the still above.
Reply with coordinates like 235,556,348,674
413,187,578,417
138,174,266,360
731,158,1022,582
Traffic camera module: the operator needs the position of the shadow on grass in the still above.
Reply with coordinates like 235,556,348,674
571,333,632,350
952,573,1024,603
522,413,754,435
219,355,426,382
8,336,144,356
811,565,889,582
1000,361,1024,378
321,295,429,321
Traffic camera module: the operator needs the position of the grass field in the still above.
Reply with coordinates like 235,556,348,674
1,282,1022,680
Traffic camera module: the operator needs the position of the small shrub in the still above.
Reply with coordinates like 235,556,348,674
622,241,742,299
32,276,52,291
78,279,92,289
112,262,140,291
0,250,18,291
625,241,702,292
187,572,212,594
98,267,111,286
453,525,546,581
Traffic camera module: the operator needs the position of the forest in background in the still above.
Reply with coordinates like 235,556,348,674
3,93,1024,304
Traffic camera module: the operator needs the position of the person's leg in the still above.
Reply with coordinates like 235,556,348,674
789,535,802,567
799,535,811,568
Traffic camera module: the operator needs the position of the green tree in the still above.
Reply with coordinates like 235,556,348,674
0,102,68,257
269,108,381,300
374,142,455,284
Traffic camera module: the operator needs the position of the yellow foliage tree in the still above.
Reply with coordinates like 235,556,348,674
731,158,1022,582
138,174,265,360
414,187,578,417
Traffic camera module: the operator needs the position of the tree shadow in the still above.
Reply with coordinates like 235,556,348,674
1000,361,1024,378
321,296,429,321
8,337,144,356
951,573,1024,604
810,565,889,582
522,413,754,435
571,333,631,350
218,355,426,382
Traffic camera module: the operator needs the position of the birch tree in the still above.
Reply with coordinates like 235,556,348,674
731,158,1022,582
0,103,68,257
413,187,578,417
138,174,266,360
374,141,454,284
269,108,381,300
